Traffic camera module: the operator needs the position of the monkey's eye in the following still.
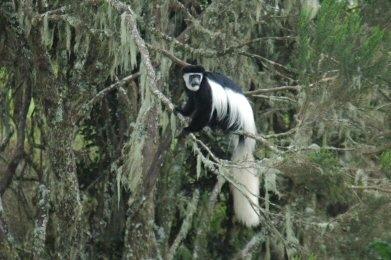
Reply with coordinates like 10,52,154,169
189,74,200,81
189,74,202,86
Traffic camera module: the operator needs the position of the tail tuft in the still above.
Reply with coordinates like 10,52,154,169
230,137,260,227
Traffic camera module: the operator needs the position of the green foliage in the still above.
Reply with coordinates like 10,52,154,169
380,150,391,177
0,67,12,138
308,150,349,203
209,202,227,233
308,149,339,172
175,245,193,260
296,0,385,86
0,0,390,259
293,253,317,260
0,67,8,84
368,240,391,260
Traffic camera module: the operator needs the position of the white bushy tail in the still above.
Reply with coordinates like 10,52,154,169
207,78,259,226
230,135,260,227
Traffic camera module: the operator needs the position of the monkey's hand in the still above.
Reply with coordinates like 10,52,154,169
174,106,183,116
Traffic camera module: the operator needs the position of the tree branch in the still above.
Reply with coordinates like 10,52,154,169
349,185,391,194
167,189,200,260
147,44,190,67
245,85,301,95
233,230,266,260
77,72,141,121
0,82,31,196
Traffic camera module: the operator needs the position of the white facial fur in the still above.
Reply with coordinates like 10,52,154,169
183,73,203,91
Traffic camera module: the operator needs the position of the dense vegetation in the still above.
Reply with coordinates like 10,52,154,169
0,0,390,259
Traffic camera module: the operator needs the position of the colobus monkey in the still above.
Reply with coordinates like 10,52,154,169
177,65,260,227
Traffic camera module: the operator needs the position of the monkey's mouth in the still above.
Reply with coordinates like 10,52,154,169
190,77,201,88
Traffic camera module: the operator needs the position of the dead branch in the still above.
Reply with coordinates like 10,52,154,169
171,0,221,41
239,131,283,154
239,51,297,75
251,94,298,103
77,72,140,121
175,0,222,43
245,85,301,95
349,185,391,194
264,128,297,139
216,36,296,56
147,44,191,67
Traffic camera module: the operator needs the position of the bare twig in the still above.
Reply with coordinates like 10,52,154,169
245,85,301,95
240,51,296,74
361,144,391,155
251,94,297,103
147,44,190,67
171,0,221,41
233,230,266,260
208,176,226,209
151,26,295,60
239,131,283,154
77,72,140,121
216,36,296,57
264,128,297,139
349,185,391,194
32,6,69,24
175,0,222,43
38,6,68,18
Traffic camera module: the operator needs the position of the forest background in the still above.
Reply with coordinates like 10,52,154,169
0,0,390,259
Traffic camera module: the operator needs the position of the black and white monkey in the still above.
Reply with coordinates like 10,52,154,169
177,65,260,227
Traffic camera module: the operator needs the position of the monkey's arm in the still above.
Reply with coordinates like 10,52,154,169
176,96,195,117
183,107,211,133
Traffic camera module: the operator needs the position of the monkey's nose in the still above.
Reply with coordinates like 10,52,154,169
190,78,200,86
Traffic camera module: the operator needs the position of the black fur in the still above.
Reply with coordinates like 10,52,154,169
178,76,212,133
205,72,243,94
178,66,244,135
182,65,205,74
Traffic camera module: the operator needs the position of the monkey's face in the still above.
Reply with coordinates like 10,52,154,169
183,73,203,91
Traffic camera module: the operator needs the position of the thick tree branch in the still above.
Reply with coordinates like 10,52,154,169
0,82,31,196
